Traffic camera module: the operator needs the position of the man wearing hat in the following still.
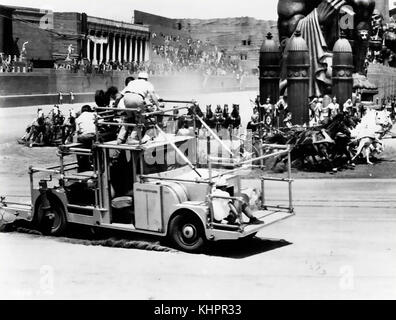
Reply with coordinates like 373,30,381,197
117,71,161,144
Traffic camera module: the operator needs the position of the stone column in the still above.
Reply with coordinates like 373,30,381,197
99,41,103,64
134,38,139,63
129,36,133,62
259,32,280,107
287,31,310,126
112,34,116,62
141,39,146,62
123,35,128,63
93,38,97,65
118,36,122,62
106,37,110,62
139,39,144,62
87,37,91,61
145,39,150,62
332,37,354,108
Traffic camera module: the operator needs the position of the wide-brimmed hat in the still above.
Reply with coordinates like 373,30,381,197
138,71,148,79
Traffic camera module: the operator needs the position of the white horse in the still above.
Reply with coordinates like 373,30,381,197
350,109,393,164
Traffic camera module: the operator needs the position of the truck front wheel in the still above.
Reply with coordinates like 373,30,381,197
169,214,205,253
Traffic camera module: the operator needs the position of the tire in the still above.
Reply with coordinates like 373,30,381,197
168,214,205,253
36,197,67,236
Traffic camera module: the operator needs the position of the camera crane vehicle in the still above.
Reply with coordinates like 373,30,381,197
0,100,295,252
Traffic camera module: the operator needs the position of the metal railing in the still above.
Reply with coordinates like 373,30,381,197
206,143,294,225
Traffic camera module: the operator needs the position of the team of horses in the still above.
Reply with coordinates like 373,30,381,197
263,109,393,171
18,102,393,172
18,108,76,147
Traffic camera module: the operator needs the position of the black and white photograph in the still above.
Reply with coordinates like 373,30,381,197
0,0,395,303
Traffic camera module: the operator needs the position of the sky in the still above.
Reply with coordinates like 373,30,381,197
0,0,279,22
1,0,394,23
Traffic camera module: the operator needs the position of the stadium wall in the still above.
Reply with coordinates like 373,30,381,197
0,71,259,108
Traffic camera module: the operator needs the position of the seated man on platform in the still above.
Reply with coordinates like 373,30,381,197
75,105,96,172
212,184,264,225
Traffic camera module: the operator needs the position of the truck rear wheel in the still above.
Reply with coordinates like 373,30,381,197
36,197,67,236
169,214,205,253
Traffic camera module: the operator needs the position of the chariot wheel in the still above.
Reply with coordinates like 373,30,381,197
169,214,205,253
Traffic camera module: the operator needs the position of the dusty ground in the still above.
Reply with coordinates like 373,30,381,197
0,179,395,300
0,91,396,300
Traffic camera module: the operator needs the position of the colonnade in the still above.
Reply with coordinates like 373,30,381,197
85,31,150,65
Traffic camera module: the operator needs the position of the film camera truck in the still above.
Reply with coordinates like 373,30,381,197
0,100,295,252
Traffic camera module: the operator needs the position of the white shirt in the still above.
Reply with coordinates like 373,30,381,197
211,189,231,221
76,112,96,135
121,79,155,99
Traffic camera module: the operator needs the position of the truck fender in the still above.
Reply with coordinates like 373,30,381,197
166,207,208,238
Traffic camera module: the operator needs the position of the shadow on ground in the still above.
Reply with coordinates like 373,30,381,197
205,237,292,259
2,222,291,258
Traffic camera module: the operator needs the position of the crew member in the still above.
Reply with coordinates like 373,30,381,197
117,72,160,144
75,105,96,172
211,184,264,225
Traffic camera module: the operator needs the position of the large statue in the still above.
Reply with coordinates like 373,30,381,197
278,0,375,97
66,44,74,61
21,41,28,59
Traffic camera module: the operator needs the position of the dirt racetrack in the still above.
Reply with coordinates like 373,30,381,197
1,91,396,300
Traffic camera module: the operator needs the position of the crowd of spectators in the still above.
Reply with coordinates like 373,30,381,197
53,59,148,75
0,53,33,72
148,36,242,76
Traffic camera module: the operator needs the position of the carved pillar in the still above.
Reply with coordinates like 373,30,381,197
287,31,310,126
259,32,280,106
332,37,354,109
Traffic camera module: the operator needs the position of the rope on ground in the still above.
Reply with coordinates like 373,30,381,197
1,226,178,253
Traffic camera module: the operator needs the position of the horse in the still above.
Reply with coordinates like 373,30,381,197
322,113,357,169
186,103,204,130
266,114,354,172
230,104,241,130
350,109,393,164
222,104,231,129
43,106,65,145
204,105,215,128
62,109,77,144
214,105,224,132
